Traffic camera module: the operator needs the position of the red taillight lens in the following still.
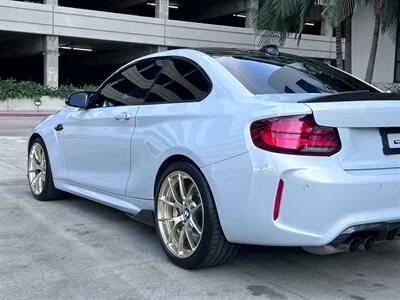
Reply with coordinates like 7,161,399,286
250,114,341,156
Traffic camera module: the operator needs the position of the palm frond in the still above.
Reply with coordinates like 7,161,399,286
297,0,319,43
255,0,303,46
322,0,355,25
380,0,400,37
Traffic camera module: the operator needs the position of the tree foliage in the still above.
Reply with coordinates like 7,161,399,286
255,0,355,45
255,0,400,80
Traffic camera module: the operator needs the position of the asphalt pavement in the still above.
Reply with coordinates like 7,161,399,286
1,116,400,300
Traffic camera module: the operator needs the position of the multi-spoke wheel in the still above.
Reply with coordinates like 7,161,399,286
28,143,47,196
155,161,239,269
157,171,204,258
28,138,64,201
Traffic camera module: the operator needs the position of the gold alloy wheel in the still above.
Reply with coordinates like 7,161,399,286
157,171,205,258
28,143,47,195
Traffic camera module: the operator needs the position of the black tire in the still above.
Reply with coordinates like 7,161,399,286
154,161,239,269
28,137,65,201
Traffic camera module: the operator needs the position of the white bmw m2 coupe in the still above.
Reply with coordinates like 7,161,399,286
28,47,400,269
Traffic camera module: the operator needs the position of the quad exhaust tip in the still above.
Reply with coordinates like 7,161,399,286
303,222,400,256
303,235,377,255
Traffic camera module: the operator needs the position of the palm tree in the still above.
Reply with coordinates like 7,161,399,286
335,24,344,69
255,0,400,81
365,0,400,82
365,0,381,83
255,0,354,71
323,0,355,72
344,15,353,73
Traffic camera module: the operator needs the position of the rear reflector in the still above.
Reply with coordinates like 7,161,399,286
250,114,341,156
273,179,284,221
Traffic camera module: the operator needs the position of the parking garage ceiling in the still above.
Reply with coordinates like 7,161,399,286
57,0,246,22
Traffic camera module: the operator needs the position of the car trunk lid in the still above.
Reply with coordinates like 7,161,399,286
300,92,400,127
301,92,400,170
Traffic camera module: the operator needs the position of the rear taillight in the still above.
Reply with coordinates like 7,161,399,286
250,114,341,156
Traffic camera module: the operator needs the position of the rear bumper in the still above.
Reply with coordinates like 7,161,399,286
202,148,400,246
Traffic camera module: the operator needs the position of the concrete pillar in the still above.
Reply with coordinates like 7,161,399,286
155,0,168,52
43,36,59,88
153,45,168,53
245,0,258,29
323,59,332,65
43,1,59,87
320,19,332,37
155,0,169,19
43,0,58,5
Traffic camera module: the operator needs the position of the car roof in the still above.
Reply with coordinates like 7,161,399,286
195,47,324,67
126,47,324,71
137,48,329,74
140,47,302,61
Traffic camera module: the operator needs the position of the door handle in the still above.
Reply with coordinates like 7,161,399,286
54,124,64,131
115,112,132,120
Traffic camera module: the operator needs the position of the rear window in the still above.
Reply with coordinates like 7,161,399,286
215,55,377,94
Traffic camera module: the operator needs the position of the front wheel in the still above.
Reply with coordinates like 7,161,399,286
28,138,65,201
154,161,239,269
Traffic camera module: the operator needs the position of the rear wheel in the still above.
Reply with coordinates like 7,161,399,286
28,138,64,201
155,161,239,269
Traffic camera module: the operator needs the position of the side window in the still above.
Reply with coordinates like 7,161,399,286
93,60,162,107
145,58,211,104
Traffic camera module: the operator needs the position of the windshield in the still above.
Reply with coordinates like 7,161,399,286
215,55,377,95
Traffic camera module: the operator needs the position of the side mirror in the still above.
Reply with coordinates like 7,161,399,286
66,91,93,108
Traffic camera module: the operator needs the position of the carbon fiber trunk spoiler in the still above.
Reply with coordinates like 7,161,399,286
299,91,400,103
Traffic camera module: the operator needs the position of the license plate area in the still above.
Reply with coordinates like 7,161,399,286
380,128,400,155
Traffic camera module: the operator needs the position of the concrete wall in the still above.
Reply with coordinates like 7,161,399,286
0,97,65,112
352,5,396,83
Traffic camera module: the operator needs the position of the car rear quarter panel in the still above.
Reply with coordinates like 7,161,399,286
125,89,251,199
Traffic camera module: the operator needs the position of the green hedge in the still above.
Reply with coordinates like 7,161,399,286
0,79,97,100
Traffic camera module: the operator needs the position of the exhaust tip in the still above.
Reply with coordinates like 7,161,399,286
387,228,399,240
338,237,361,252
348,238,361,252
360,236,376,251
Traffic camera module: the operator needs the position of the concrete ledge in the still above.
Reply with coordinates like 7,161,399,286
0,97,65,112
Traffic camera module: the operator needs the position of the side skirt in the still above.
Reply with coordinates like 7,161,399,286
126,211,155,227
54,179,153,216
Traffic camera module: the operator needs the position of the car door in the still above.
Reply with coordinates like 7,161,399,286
61,59,162,195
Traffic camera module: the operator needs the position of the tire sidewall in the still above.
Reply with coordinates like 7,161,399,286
154,161,216,269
